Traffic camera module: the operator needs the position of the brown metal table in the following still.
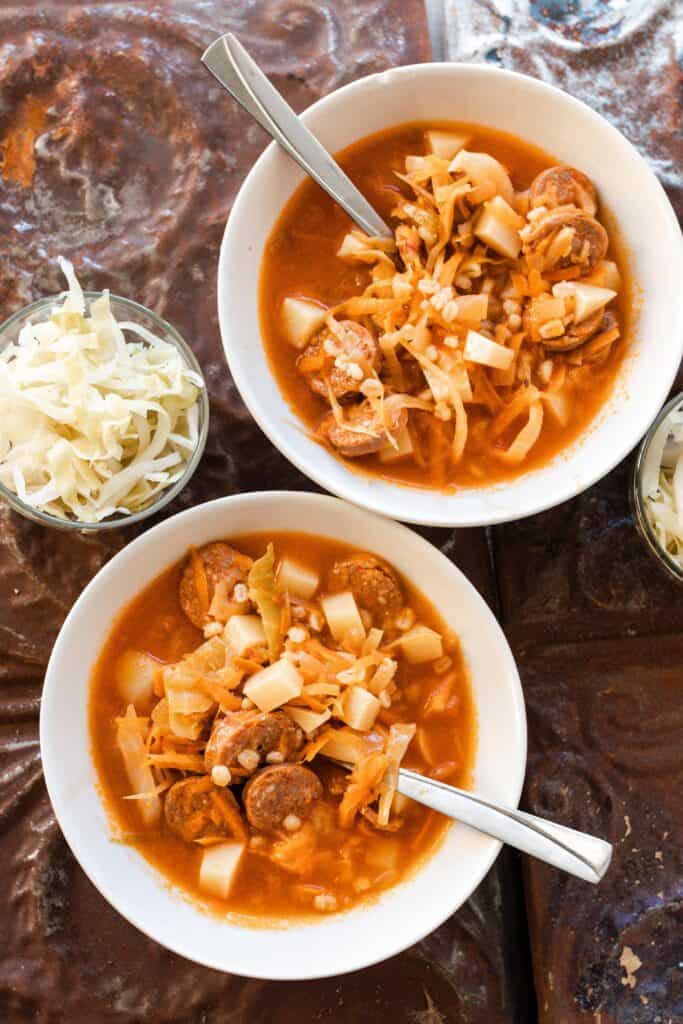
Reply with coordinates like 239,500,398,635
0,2,680,1021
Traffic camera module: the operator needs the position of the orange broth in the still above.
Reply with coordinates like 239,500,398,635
259,121,634,490
89,532,476,922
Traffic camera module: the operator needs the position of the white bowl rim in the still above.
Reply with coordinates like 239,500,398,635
218,61,683,528
39,490,526,978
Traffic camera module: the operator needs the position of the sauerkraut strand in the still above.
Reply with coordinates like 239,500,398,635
0,259,203,522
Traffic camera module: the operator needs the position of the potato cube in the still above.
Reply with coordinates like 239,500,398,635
114,650,158,706
486,194,524,230
286,706,331,735
243,658,303,712
339,687,381,732
400,625,444,664
281,297,327,349
276,557,319,600
199,842,244,900
224,615,266,657
474,205,521,259
454,293,488,324
464,330,514,371
572,282,616,324
321,591,366,645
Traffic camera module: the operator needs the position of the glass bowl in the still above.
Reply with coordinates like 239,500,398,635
0,292,209,532
631,391,683,583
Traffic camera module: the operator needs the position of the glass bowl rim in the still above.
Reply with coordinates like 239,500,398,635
0,290,209,532
631,389,683,583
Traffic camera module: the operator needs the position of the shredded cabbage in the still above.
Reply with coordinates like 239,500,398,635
0,258,203,522
642,401,683,563
248,543,282,662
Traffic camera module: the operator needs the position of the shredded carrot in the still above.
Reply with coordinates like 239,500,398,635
232,657,263,675
338,751,388,828
302,727,336,762
543,264,582,283
147,752,205,772
195,678,242,709
287,693,328,713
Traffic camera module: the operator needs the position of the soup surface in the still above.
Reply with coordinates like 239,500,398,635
260,121,633,490
90,532,475,922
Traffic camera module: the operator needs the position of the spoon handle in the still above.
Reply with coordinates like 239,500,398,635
397,767,613,883
202,33,392,239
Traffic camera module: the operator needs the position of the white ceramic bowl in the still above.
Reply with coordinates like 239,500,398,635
219,63,683,527
40,491,525,979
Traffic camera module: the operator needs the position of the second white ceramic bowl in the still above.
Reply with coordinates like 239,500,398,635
219,63,683,526
40,491,525,979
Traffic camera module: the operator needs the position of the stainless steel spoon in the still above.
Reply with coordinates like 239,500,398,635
328,759,612,883
201,33,392,239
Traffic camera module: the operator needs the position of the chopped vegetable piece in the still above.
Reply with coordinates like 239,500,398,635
286,706,332,735
321,591,366,646
339,687,381,731
474,200,522,259
377,723,416,825
276,557,320,600
115,706,161,826
243,658,303,712
247,544,281,662
281,297,327,349
198,842,245,899
426,129,470,160
449,150,514,206
224,615,267,657
114,650,158,706
399,624,443,664
464,330,514,371
321,726,384,765
552,281,616,324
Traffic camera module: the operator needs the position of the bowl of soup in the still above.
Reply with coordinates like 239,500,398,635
40,491,525,978
219,63,683,526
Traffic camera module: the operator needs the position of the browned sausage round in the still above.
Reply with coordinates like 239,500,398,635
529,166,597,216
164,776,246,842
204,710,304,776
243,764,323,832
297,320,381,400
539,308,606,352
328,554,403,619
523,209,608,278
318,401,407,459
179,542,253,628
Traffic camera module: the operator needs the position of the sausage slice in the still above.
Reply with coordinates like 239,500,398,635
179,542,252,628
328,554,403,619
318,401,407,459
297,320,381,400
529,166,597,216
204,710,304,777
523,209,608,278
164,776,246,842
243,764,322,832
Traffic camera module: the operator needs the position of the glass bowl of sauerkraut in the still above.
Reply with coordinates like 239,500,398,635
632,391,683,583
0,260,209,531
